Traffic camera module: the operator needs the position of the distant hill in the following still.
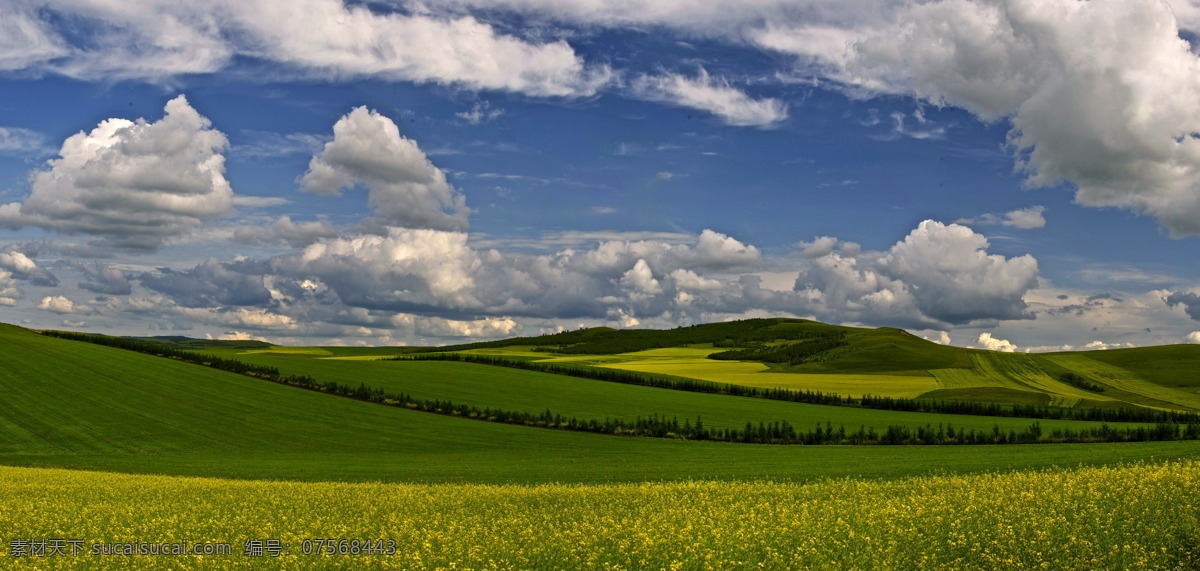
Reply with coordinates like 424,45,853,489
412,317,1200,411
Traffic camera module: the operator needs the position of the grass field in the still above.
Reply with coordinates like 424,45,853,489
2,461,1196,569
414,319,1200,412
3,322,1198,484
219,351,1143,433
1042,353,1200,411
6,319,1200,568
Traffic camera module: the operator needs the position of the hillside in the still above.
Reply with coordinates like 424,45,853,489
2,322,1198,483
407,318,1200,411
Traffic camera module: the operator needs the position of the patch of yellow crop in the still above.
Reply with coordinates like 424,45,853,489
1,461,1197,569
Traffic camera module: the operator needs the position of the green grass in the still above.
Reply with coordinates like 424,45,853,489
2,323,1198,484
1039,353,1200,411
1078,344,1200,389
208,353,1146,433
421,319,1200,412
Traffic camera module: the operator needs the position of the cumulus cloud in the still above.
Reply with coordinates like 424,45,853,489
1001,206,1047,229
0,96,232,250
301,107,470,232
1186,331,1200,344
882,220,1038,323
797,236,839,258
760,221,1040,329
0,247,56,286
0,250,38,275
176,306,296,330
832,0,1200,236
976,332,1017,352
630,69,788,128
275,228,484,313
36,295,89,315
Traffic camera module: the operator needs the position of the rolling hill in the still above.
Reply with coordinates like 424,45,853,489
1,320,1198,484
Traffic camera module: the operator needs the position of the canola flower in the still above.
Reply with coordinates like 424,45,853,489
0,461,1196,569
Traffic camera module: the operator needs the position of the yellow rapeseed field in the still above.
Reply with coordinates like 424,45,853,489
0,461,1197,569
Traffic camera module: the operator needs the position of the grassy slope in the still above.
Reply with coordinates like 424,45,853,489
222,350,1148,433
1,323,1198,484
185,319,1200,411
1077,345,1200,389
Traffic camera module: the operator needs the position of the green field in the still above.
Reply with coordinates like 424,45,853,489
6,319,1200,568
412,318,1200,413
218,350,1146,433
4,323,1194,484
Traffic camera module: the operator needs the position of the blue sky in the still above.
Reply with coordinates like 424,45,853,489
1,0,1199,350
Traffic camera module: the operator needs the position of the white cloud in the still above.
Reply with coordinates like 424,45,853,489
836,0,1200,236
0,96,233,250
0,270,19,306
764,220,1041,329
278,228,484,311
215,331,271,342
1186,331,1200,344
0,5,67,71
301,107,470,232
881,220,1038,324
1001,206,1047,229
797,236,839,258
177,307,296,330
961,206,1048,230
37,295,88,315
618,259,663,300
670,269,722,291
0,127,47,156
230,0,610,96
10,1,610,97
976,332,1017,352
0,251,38,275
232,215,339,248
456,102,504,125
231,196,291,208
631,69,788,128
1082,340,1133,351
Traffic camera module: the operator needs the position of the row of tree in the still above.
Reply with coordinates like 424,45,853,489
395,353,1200,425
